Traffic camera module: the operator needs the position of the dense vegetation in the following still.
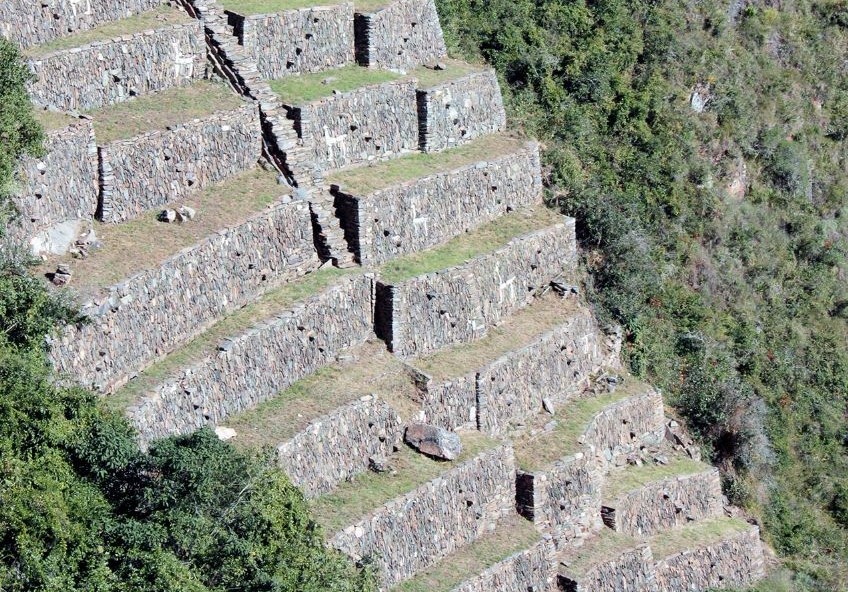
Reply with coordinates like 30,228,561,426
436,0,848,589
0,39,373,592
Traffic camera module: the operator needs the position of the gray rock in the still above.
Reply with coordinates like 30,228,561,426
404,423,461,460
178,205,196,221
369,455,391,473
158,209,177,223
51,263,72,286
542,397,555,415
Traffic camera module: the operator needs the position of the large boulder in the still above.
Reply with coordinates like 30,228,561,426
404,423,462,461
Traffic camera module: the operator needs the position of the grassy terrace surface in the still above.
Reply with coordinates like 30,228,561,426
311,431,499,534
269,65,400,104
413,293,580,381
394,514,540,592
40,169,285,294
88,81,244,143
649,517,753,559
327,133,524,194
603,457,710,501
105,267,358,414
409,58,486,88
33,109,79,132
26,6,192,57
512,378,653,471
559,529,639,578
377,205,561,284
220,0,391,14
227,341,419,448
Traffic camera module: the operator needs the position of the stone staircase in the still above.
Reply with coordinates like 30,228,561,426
5,0,767,590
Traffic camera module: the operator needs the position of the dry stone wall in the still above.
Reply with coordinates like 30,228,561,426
0,0,161,50
49,201,319,394
329,444,516,588
276,396,403,498
559,545,657,592
653,526,765,592
98,103,262,223
126,276,374,446
452,538,556,592
28,21,205,111
602,469,723,537
417,70,507,152
12,119,98,254
289,79,418,171
410,366,478,431
375,219,577,358
582,389,666,464
333,141,543,265
353,0,447,71
228,4,354,79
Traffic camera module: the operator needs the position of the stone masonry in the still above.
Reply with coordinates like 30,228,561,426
98,102,262,223
452,538,556,592
581,389,667,465
354,0,447,71
559,544,657,592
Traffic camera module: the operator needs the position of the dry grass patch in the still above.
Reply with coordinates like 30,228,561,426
559,529,640,578
409,58,487,88
89,81,244,143
395,513,540,592
33,109,79,132
377,206,562,285
40,168,286,295
226,341,420,448
27,6,193,58
219,0,332,14
603,457,711,501
311,431,500,535
649,517,753,559
328,133,525,194
269,65,400,104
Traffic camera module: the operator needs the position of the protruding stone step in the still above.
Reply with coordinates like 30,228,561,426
316,433,515,588
329,134,542,266
393,514,554,592
601,458,723,537
556,530,657,592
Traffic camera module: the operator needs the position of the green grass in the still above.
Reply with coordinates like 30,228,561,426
409,59,486,88
269,65,400,104
394,514,540,592
603,457,711,500
33,109,78,132
649,517,753,559
88,81,243,143
219,0,330,14
377,206,562,284
106,267,357,414
26,6,192,57
559,529,639,578
311,431,499,535
327,133,524,194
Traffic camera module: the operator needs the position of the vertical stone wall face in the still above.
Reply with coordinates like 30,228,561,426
582,389,666,463
27,22,205,111
98,103,262,223
375,220,577,358
49,201,320,394
11,120,98,254
413,368,478,431
276,396,404,498
353,0,447,71
417,70,507,152
333,141,543,265
602,469,723,537
292,79,419,171
329,444,516,588
560,546,658,592
125,276,374,447
452,539,556,592
230,4,354,80
654,527,765,592
0,0,161,50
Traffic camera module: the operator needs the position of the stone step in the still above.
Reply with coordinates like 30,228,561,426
25,5,205,112
315,432,515,589
47,168,319,395
556,529,656,592
600,458,723,537
392,514,553,592
328,133,541,266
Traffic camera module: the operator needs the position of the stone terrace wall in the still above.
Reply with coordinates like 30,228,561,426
417,70,507,152
126,276,374,446
654,526,765,592
12,119,98,254
559,545,657,592
289,79,418,171
333,141,542,266
276,396,403,498
353,0,447,71
375,219,577,358
330,444,516,588
50,201,319,394
28,21,205,111
517,453,602,546
582,389,666,464
602,469,723,537
229,4,354,79
0,0,161,50
409,366,477,431
453,538,556,592
99,103,262,223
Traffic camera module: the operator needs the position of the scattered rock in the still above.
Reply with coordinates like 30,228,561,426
368,455,391,473
51,263,72,286
178,205,196,221
654,454,670,465
404,423,462,461
214,426,237,441
321,76,338,85
158,209,177,223
542,397,555,415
